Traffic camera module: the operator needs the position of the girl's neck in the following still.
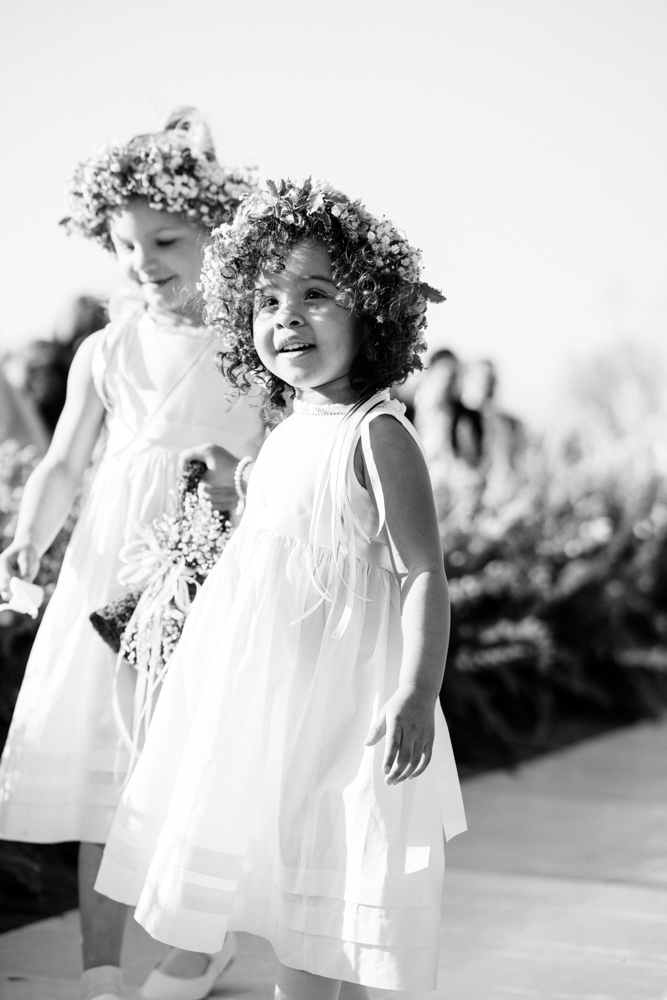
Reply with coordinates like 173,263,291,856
295,374,359,408
145,303,202,329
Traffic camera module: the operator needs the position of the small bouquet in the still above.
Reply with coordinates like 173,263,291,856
117,461,231,670
91,461,232,761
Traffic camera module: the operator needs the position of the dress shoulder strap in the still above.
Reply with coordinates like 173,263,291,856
91,307,142,412
358,398,424,538
306,391,423,637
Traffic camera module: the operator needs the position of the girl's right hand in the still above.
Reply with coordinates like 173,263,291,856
0,542,41,601
179,443,240,512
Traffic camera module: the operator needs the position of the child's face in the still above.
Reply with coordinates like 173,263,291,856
109,198,206,318
253,240,360,397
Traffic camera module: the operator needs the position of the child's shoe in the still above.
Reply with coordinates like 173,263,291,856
140,933,237,1000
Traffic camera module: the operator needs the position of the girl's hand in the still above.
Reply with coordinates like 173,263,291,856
365,685,436,785
0,542,41,601
179,444,238,512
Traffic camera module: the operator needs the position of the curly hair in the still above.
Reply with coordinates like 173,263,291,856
201,179,444,411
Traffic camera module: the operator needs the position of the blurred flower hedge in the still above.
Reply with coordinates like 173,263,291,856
436,342,667,770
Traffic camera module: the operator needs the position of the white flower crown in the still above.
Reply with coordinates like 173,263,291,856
226,177,426,286
61,114,257,250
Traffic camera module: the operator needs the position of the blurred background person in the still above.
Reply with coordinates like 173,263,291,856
0,369,49,455
4,295,109,437
413,349,484,467
462,358,528,476
55,294,110,357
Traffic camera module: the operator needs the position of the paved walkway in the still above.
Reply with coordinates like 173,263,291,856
1,718,666,1000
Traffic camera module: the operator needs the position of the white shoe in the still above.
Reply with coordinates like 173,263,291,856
140,934,238,1000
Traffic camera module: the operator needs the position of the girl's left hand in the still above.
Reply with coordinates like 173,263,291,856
365,685,436,785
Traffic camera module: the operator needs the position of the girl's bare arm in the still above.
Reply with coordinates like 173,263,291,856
360,414,450,785
0,333,106,596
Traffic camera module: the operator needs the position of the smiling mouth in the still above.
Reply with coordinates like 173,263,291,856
278,342,314,355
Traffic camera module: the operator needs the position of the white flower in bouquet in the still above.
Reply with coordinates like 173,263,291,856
118,489,231,671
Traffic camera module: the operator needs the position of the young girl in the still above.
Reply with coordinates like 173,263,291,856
96,179,466,997
0,110,264,1000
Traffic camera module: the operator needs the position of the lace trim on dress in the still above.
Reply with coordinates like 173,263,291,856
293,398,353,417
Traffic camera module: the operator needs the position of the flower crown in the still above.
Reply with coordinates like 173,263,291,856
202,177,443,333
61,108,257,251
246,178,424,280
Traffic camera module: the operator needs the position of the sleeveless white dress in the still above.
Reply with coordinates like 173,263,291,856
0,306,265,845
95,393,466,992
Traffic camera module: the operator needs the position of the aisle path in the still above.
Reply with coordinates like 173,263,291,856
1,718,666,1000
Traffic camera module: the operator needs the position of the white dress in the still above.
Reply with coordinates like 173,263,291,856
0,305,265,845
96,393,466,992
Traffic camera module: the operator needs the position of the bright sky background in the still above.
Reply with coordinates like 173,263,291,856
1,0,665,425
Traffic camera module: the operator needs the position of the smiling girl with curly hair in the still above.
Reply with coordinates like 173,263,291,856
203,177,444,411
96,178,466,1000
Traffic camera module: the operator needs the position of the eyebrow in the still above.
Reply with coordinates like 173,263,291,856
301,274,336,283
112,226,181,238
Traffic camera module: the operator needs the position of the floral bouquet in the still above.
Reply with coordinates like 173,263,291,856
91,461,232,760
116,461,231,670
